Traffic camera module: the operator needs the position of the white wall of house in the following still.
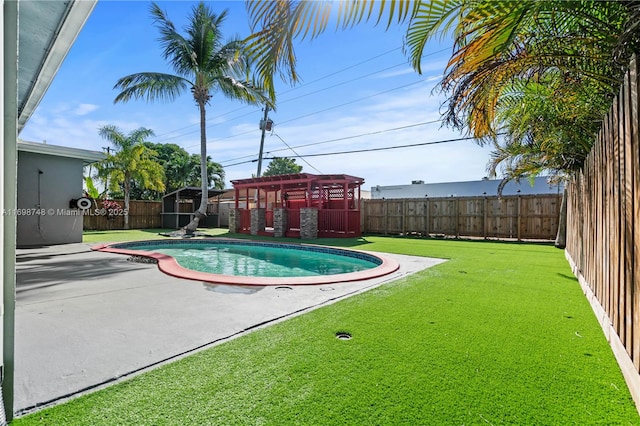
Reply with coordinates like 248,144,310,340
17,151,85,247
371,177,563,199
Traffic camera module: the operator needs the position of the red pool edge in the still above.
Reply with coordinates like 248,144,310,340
91,239,400,286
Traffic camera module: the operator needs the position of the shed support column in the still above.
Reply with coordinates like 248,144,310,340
300,208,318,239
273,208,287,237
175,192,180,229
251,208,266,235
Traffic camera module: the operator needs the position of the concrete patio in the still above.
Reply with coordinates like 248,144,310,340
15,242,445,415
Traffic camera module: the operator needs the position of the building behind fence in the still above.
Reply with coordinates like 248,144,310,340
565,55,640,409
361,194,561,240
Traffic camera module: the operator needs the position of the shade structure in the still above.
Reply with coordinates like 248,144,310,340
231,173,364,238
161,186,225,229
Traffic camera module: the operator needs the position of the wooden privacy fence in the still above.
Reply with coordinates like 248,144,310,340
83,200,162,230
565,54,640,407
361,194,561,240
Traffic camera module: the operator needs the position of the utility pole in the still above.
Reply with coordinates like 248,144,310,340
256,105,271,178
102,146,112,194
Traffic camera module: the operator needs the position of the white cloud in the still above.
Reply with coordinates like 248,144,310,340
74,103,99,116
214,84,495,188
373,67,417,79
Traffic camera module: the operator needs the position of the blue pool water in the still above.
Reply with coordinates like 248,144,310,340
113,240,380,278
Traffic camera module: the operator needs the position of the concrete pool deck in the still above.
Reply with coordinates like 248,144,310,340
15,242,445,415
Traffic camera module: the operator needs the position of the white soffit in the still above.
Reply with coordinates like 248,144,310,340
18,0,96,133
18,139,105,163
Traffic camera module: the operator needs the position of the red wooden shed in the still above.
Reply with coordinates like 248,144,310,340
230,173,364,238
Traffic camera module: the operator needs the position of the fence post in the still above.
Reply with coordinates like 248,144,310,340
517,195,522,241
402,199,406,235
483,196,488,239
425,199,430,237
383,199,388,235
455,198,460,238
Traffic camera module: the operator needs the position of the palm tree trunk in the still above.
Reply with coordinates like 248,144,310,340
184,100,208,233
124,175,131,230
555,188,567,249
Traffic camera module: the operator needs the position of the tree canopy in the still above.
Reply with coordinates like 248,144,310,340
123,143,225,201
262,157,303,177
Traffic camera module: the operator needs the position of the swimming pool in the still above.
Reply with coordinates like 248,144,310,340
93,239,399,286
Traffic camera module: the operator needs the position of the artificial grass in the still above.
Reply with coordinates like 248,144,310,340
15,235,639,424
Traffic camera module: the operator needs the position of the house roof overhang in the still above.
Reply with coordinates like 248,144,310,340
18,1,97,133
18,139,105,165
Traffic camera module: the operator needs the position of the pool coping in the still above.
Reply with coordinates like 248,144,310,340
92,238,400,286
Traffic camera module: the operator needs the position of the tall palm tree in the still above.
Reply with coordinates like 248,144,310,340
97,125,165,230
114,2,269,233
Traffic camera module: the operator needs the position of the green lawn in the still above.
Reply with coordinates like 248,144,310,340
15,232,639,424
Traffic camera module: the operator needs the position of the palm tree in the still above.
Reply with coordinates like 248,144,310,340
487,71,612,182
244,0,637,166
114,2,269,233
97,125,165,229
187,154,225,190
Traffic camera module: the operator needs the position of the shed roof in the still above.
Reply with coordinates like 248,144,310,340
162,186,225,200
231,173,365,190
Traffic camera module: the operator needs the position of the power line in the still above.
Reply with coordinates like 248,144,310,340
166,73,427,147
276,47,449,108
153,46,450,145
152,46,406,143
222,135,481,167
284,135,481,158
276,79,426,127
271,132,323,174
220,119,442,165
177,76,430,151
269,119,442,153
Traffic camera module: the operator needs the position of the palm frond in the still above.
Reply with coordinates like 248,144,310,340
405,0,464,73
129,128,156,144
245,0,418,99
97,124,126,148
114,73,190,104
213,74,269,106
150,3,193,76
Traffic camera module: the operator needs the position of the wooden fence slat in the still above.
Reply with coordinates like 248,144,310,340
565,55,640,405
83,200,162,230
361,194,561,240
631,56,640,370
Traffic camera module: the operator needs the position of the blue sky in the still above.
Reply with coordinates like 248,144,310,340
20,0,496,189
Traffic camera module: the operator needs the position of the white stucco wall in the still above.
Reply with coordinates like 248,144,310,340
371,177,563,199
17,151,85,247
